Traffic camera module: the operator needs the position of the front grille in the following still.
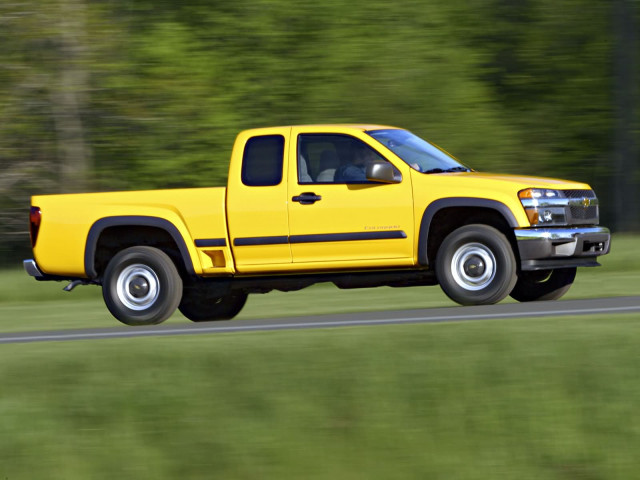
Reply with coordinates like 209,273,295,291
570,205,598,220
562,189,595,199
561,190,599,225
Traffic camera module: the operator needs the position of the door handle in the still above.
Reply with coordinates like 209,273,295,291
292,192,322,205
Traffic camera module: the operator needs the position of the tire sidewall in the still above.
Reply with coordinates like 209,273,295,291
103,246,182,326
179,284,247,322
436,225,517,305
510,267,577,302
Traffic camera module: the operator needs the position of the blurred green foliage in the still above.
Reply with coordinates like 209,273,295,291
0,0,638,265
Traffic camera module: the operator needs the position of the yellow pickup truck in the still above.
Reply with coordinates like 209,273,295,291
24,125,610,326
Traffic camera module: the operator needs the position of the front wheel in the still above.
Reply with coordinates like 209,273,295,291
509,267,576,302
435,224,517,306
102,246,183,326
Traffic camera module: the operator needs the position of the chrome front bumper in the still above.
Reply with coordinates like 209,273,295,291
515,226,611,271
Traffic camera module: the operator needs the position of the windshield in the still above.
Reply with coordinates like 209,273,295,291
367,129,471,174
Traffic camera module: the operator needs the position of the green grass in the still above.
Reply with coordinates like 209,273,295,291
0,236,638,478
0,234,637,332
1,315,639,479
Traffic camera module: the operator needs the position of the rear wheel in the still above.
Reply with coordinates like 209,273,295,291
435,224,517,306
509,267,576,302
102,246,183,326
179,284,247,322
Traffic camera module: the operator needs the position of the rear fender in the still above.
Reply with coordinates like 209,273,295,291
85,216,197,279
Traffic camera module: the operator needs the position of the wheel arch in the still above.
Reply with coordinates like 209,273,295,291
418,198,520,267
85,216,196,279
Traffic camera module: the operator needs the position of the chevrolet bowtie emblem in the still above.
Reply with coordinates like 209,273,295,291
582,197,591,208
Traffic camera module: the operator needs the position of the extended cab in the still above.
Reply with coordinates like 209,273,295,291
24,125,611,325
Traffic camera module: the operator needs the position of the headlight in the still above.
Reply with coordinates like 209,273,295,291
518,188,568,226
518,188,561,201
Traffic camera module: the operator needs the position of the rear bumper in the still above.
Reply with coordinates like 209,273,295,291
23,259,84,282
515,226,611,271
24,259,44,278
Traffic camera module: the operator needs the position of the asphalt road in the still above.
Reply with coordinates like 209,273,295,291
1,296,639,345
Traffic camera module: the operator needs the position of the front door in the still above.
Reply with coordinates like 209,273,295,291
287,128,414,267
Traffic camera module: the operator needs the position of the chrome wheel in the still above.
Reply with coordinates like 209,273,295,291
450,243,496,291
103,246,182,326
116,264,160,310
435,224,516,306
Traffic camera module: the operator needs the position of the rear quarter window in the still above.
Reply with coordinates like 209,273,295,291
241,135,285,187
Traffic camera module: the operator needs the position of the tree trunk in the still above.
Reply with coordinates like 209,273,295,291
612,0,639,231
50,0,92,193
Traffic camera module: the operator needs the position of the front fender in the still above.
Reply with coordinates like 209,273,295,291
417,198,519,266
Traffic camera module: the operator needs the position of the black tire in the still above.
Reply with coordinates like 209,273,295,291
102,246,183,326
509,267,576,302
179,284,247,322
435,224,517,306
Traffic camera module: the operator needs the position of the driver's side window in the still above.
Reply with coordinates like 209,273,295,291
297,134,397,184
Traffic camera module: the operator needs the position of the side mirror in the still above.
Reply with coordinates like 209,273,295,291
366,162,401,184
